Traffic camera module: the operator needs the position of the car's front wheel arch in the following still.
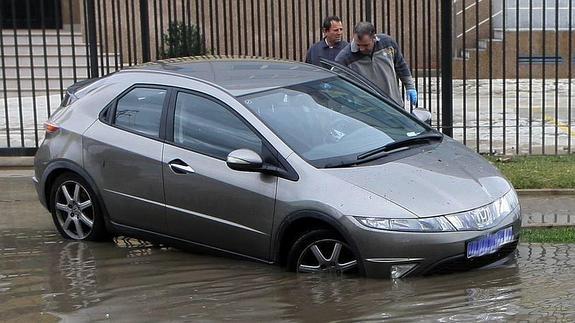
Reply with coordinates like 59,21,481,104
275,211,364,274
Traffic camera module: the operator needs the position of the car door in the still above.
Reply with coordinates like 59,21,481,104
162,89,278,260
83,86,170,233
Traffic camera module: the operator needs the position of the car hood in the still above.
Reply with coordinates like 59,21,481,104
323,138,512,217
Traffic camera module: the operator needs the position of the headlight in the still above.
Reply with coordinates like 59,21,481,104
355,190,520,232
445,190,519,231
494,189,519,218
355,216,455,232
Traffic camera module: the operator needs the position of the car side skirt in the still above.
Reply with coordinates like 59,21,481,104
110,221,275,265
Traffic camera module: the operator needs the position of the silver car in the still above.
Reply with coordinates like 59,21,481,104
34,57,521,279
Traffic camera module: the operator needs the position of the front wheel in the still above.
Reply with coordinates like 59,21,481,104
287,229,359,275
49,173,108,241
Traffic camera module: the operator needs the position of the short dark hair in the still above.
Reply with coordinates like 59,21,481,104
353,21,375,38
322,16,342,32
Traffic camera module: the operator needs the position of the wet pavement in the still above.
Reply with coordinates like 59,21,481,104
1,172,575,322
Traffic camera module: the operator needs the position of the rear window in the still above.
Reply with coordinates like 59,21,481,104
65,76,107,103
52,77,106,116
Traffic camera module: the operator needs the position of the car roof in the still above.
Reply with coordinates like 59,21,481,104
124,56,336,96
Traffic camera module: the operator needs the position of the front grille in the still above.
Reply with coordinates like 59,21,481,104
423,240,519,276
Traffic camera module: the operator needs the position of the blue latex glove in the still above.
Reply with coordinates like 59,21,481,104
407,89,418,106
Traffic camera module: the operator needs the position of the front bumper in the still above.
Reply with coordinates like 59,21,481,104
345,207,522,279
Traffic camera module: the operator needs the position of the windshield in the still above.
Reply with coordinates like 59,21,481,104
239,77,431,167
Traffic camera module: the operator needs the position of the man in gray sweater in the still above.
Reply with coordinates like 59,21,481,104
335,21,417,107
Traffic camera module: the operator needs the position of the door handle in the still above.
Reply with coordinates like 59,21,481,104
168,159,195,174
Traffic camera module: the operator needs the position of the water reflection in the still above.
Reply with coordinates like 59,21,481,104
1,230,574,321
54,242,99,310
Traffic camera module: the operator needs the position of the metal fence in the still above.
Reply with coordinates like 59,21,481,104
0,0,574,156
453,0,574,155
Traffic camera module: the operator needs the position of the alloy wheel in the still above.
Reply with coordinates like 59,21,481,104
296,238,358,274
54,180,95,240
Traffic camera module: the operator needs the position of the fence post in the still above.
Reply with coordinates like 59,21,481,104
140,0,150,62
440,0,453,137
365,0,372,22
85,0,98,78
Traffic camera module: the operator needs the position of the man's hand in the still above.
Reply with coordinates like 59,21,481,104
407,89,418,106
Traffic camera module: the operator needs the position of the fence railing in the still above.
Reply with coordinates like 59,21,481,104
0,0,573,156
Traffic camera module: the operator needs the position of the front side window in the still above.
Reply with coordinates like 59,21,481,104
240,77,431,167
114,87,167,137
173,92,262,160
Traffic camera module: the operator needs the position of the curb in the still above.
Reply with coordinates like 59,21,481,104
0,157,34,167
517,189,575,196
521,223,575,228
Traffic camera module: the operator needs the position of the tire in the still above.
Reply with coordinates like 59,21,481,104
287,229,359,275
49,173,108,241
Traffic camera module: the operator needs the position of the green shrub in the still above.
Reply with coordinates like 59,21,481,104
161,22,206,59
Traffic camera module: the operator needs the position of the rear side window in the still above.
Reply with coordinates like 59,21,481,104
173,92,262,160
113,87,167,137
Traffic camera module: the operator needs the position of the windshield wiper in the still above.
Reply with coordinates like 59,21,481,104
357,133,443,160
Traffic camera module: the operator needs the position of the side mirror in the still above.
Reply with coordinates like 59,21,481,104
226,149,263,172
412,108,432,125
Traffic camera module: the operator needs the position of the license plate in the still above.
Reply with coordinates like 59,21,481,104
466,227,514,258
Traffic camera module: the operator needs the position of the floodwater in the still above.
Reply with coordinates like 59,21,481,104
1,173,575,322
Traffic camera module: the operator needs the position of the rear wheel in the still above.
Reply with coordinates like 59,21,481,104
49,173,108,241
287,229,359,275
